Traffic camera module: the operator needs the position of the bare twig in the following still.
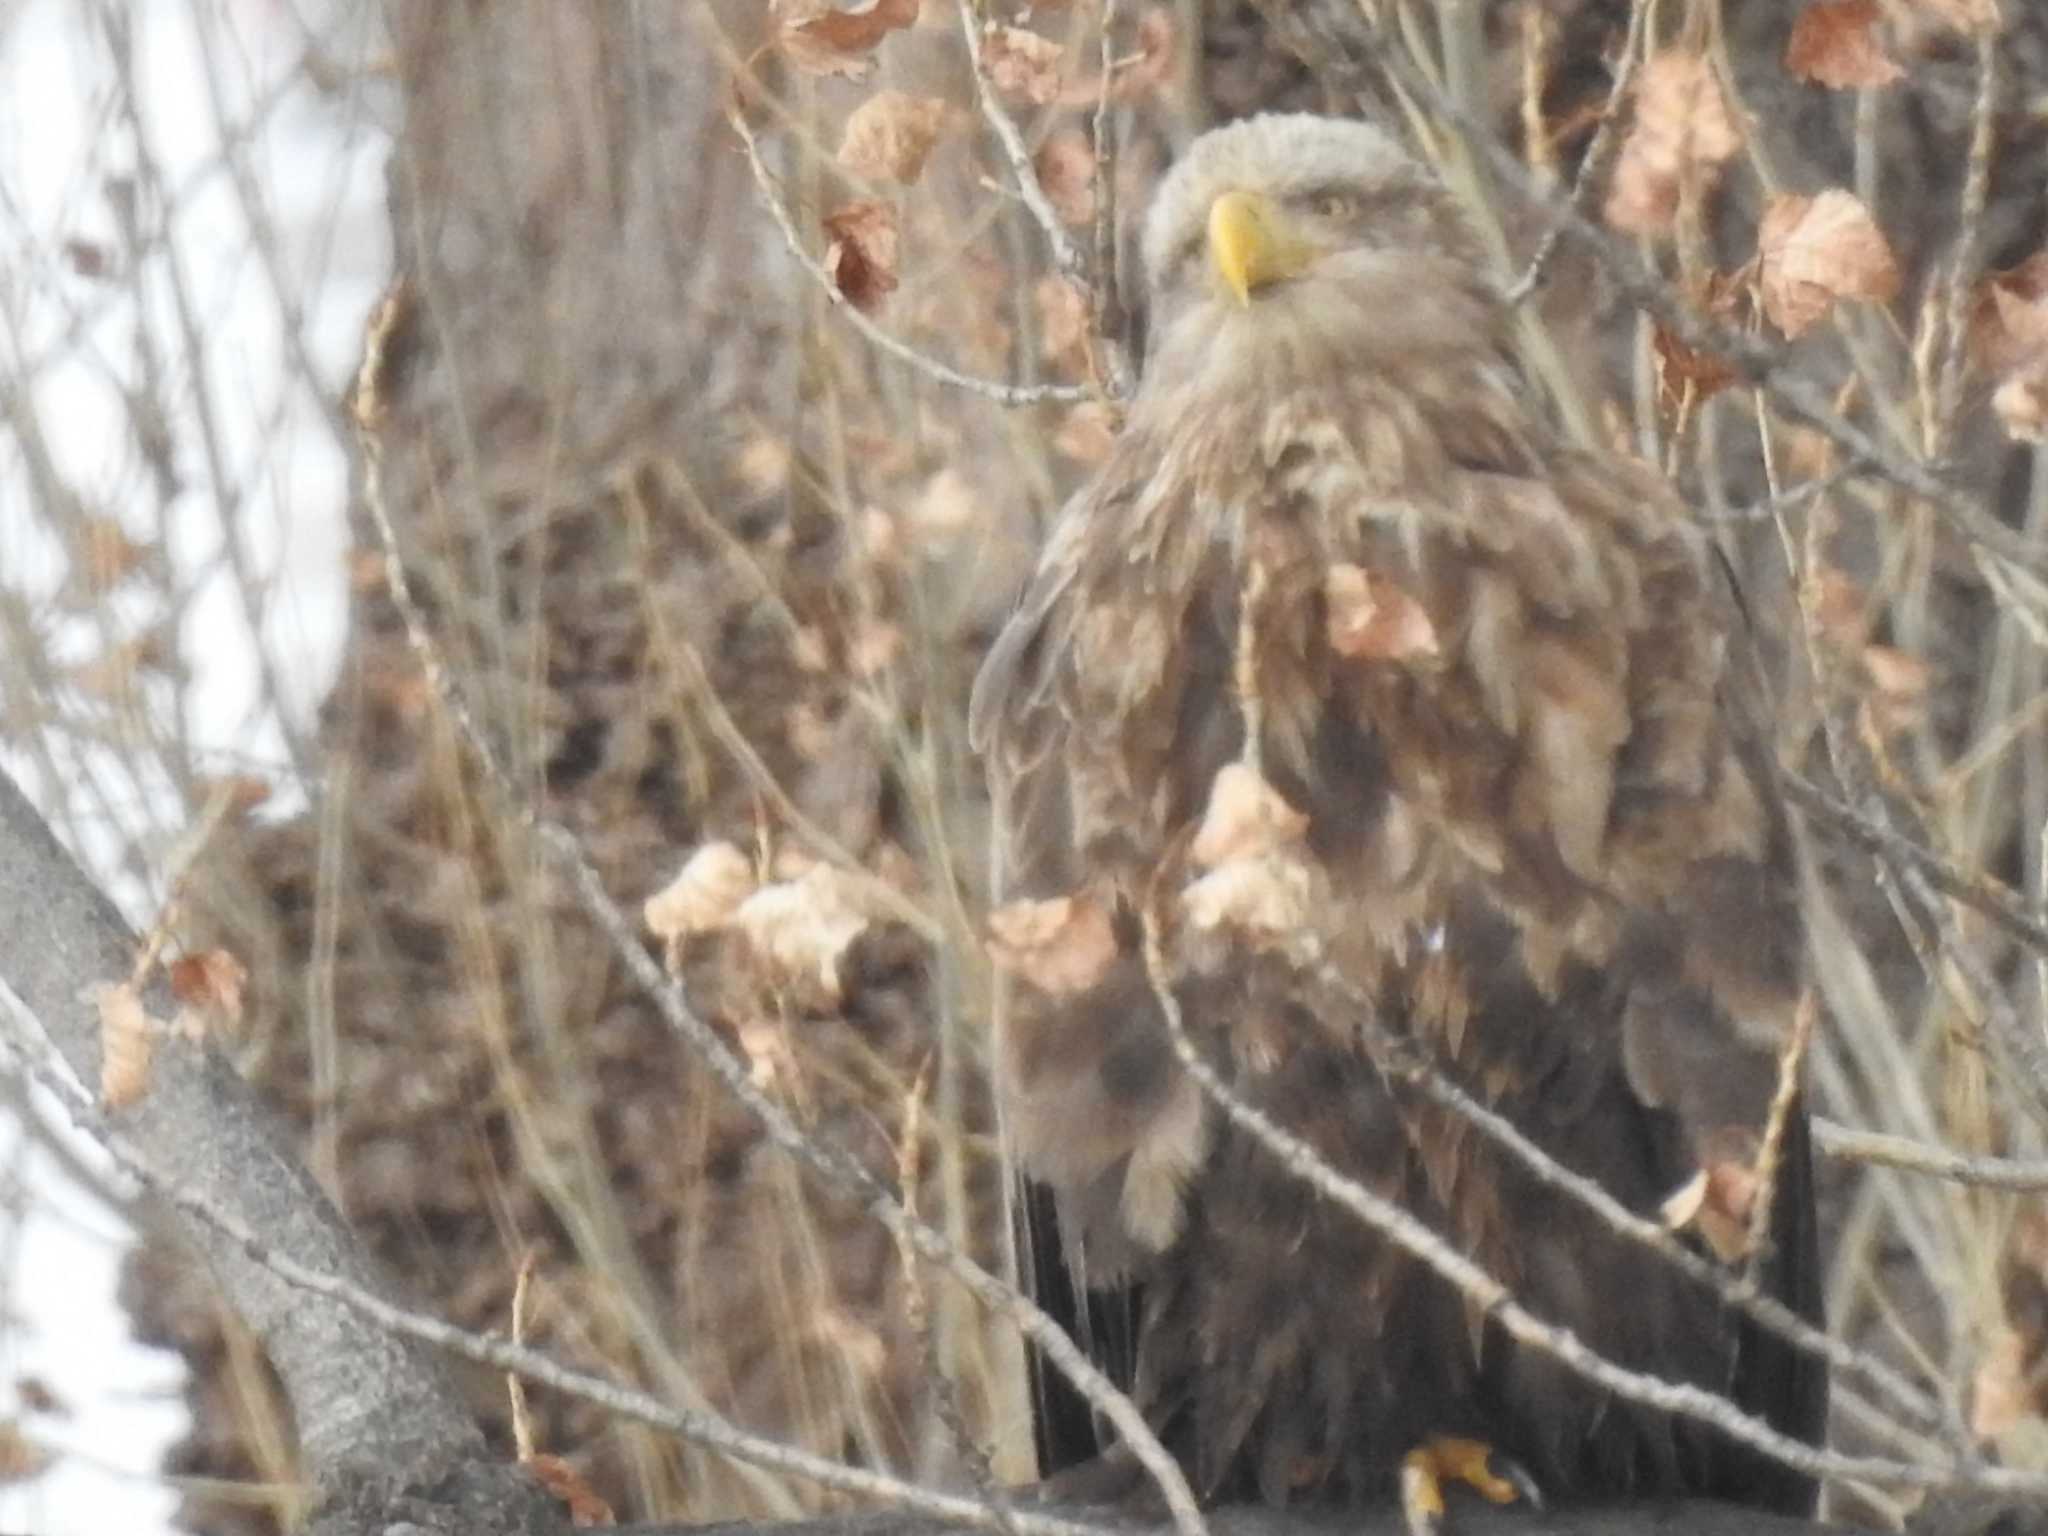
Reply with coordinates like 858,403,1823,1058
1740,991,1818,1292
728,107,1086,408
1933,23,2002,454
1505,0,1649,307
1814,1119,2048,1192
1782,771,2048,956
1089,0,1131,389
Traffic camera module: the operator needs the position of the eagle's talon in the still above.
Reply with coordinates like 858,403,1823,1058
1401,1437,1540,1536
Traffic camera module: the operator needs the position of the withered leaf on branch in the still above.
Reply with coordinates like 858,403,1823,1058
981,24,1063,105
1972,253,2048,442
1653,270,1747,414
1903,0,1997,35
72,516,149,594
1190,763,1309,868
1784,0,1904,89
1756,189,1900,338
733,864,873,1005
644,841,757,942
1604,49,1742,238
1034,273,1091,374
1057,5,1178,106
93,981,158,1110
906,466,984,543
526,1452,617,1528
774,0,920,79
0,1422,51,1487
168,948,248,1035
838,91,948,184
1973,252,2048,374
987,893,1117,997
822,199,900,312
1325,563,1440,663
1053,400,1120,464
1034,129,1097,226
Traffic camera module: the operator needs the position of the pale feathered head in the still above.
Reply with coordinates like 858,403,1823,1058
1135,114,1502,398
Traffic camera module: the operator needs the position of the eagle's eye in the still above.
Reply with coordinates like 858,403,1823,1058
1313,191,1360,221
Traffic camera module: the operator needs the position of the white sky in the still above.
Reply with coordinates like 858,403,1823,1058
0,0,390,1528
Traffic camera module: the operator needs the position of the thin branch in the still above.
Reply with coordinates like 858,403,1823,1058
1740,991,1818,1292
1813,1119,2048,1192
1933,22,2002,454
1505,0,1649,307
1089,0,1131,389
953,5,1084,287
728,107,1086,408
1782,771,2048,956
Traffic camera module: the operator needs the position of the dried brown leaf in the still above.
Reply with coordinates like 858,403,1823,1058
1784,0,1903,89
1325,563,1440,662
75,517,148,593
732,429,793,498
1190,763,1309,868
907,467,984,542
1180,855,1314,943
70,631,173,703
838,91,948,184
823,199,900,313
1972,252,2048,370
1034,274,1091,374
168,948,248,1030
94,981,156,1110
1053,401,1120,464
982,24,1062,105
1861,644,1932,704
1034,129,1096,227
1902,0,1996,34
775,0,920,79
189,773,272,819
1059,7,1178,106
1604,49,1742,237
1971,1328,2031,1439
1994,368,2048,445
733,865,871,1004
986,893,1117,996
1757,189,1900,338
527,1453,617,1527
848,618,902,677
1658,1160,1756,1263
643,841,757,941
0,1422,51,1485
1653,270,1749,416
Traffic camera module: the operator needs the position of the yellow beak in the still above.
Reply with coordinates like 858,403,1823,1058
1208,189,1312,306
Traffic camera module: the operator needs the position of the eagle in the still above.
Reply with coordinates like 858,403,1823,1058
970,114,1827,1526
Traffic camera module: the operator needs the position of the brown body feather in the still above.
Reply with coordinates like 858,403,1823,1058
973,115,1824,1512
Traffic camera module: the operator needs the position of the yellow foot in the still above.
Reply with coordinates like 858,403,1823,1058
1399,1437,1542,1536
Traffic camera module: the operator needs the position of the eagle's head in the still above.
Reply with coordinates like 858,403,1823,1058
1136,114,1503,400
